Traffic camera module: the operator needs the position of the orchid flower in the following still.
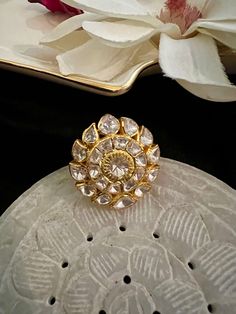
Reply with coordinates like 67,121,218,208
41,0,236,101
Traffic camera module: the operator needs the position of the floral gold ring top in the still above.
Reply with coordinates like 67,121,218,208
69,114,160,209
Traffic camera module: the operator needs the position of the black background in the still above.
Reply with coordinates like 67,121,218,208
0,68,235,216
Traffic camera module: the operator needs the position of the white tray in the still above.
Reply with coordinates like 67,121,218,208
0,1,235,96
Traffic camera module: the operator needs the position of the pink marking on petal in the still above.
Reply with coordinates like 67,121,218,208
159,0,202,34
28,0,82,16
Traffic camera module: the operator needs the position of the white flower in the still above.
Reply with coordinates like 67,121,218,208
41,0,236,101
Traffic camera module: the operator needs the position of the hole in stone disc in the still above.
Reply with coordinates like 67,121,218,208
153,232,159,239
48,296,56,305
188,262,195,270
123,275,131,284
87,234,93,242
119,225,126,232
207,304,214,313
153,311,161,314
99,310,106,314
61,261,69,268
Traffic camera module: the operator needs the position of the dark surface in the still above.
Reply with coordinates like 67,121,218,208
0,68,235,215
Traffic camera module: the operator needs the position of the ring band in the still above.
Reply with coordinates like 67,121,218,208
69,114,160,209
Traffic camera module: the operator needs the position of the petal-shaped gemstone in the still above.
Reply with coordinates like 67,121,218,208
88,164,101,179
113,195,136,209
89,148,103,164
97,138,113,153
113,136,129,150
147,166,159,182
147,145,160,164
82,123,99,144
72,139,87,162
133,167,145,181
78,184,96,197
135,183,151,197
123,179,137,192
121,117,139,136
96,176,109,190
98,114,120,135
69,162,87,181
135,152,147,167
107,183,121,194
140,126,153,146
126,139,142,156
95,193,112,205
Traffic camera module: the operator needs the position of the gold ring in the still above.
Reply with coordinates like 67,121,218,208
69,114,160,209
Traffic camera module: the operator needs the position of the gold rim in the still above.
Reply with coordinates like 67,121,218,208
0,57,158,96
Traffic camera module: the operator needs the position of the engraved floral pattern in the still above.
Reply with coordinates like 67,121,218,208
0,159,236,313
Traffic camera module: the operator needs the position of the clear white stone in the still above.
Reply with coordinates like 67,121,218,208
147,145,160,164
140,127,153,146
135,153,147,167
89,148,103,164
113,196,135,209
113,136,129,150
79,184,96,197
97,138,113,153
109,156,130,179
124,179,136,192
126,140,142,157
133,167,145,181
95,194,111,205
82,123,98,144
121,117,139,136
98,114,120,135
69,163,87,181
135,184,151,198
72,140,87,162
96,176,109,190
89,165,100,179
147,167,159,182
108,183,121,194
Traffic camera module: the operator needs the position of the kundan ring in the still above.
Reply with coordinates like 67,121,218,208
69,114,160,209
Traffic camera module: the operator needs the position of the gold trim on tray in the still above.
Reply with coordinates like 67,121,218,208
0,57,158,96
0,47,235,96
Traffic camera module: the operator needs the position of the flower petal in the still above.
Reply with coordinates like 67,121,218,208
177,79,236,102
199,28,236,50
136,0,166,15
63,0,161,27
159,33,229,85
63,0,149,18
159,33,236,102
57,38,146,81
205,0,236,20
41,12,103,43
83,19,180,48
82,20,156,48
186,19,236,36
197,20,236,33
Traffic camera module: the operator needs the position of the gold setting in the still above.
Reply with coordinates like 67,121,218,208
101,150,135,182
69,114,160,209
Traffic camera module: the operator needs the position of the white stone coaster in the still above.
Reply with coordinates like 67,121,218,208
0,158,236,314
